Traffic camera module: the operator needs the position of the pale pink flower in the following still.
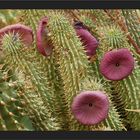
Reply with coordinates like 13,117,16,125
0,24,33,46
100,48,134,81
71,91,109,125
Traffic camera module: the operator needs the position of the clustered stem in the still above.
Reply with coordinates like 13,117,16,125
104,10,140,54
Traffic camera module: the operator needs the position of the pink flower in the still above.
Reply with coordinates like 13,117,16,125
71,91,109,125
74,22,99,58
36,17,53,57
99,48,134,81
0,24,33,46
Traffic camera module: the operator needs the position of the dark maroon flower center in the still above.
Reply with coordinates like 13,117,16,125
74,21,84,27
74,21,88,30
88,103,93,107
115,63,120,67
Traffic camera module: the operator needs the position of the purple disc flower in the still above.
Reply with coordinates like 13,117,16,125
0,24,33,47
71,91,109,125
36,17,53,57
74,23,99,58
99,48,135,81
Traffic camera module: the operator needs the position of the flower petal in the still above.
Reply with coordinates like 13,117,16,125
36,17,53,56
74,24,99,58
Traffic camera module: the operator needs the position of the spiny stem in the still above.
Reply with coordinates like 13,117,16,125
104,10,140,54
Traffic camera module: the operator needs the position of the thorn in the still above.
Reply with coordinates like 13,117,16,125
125,109,140,113
21,101,26,106
14,120,18,124
10,98,17,102
0,101,5,106
17,106,22,110
21,112,25,116
2,125,6,129
8,112,14,116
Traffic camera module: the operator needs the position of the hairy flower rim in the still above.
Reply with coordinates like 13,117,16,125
0,24,33,47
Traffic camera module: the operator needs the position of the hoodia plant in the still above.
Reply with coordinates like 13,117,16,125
0,9,140,131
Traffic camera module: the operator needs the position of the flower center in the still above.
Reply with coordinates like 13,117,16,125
74,21,84,27
12,33,19,42
88,103,93,107
115,63,120,67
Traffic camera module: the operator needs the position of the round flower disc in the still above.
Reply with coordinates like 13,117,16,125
71,91,109,125
36,17,53,56
100,48,135,81
0,24,33,46
74,24,99,58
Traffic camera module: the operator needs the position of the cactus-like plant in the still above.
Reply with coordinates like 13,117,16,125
0,9,140,131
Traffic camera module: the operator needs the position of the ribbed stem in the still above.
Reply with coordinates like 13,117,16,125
2,33,61,130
